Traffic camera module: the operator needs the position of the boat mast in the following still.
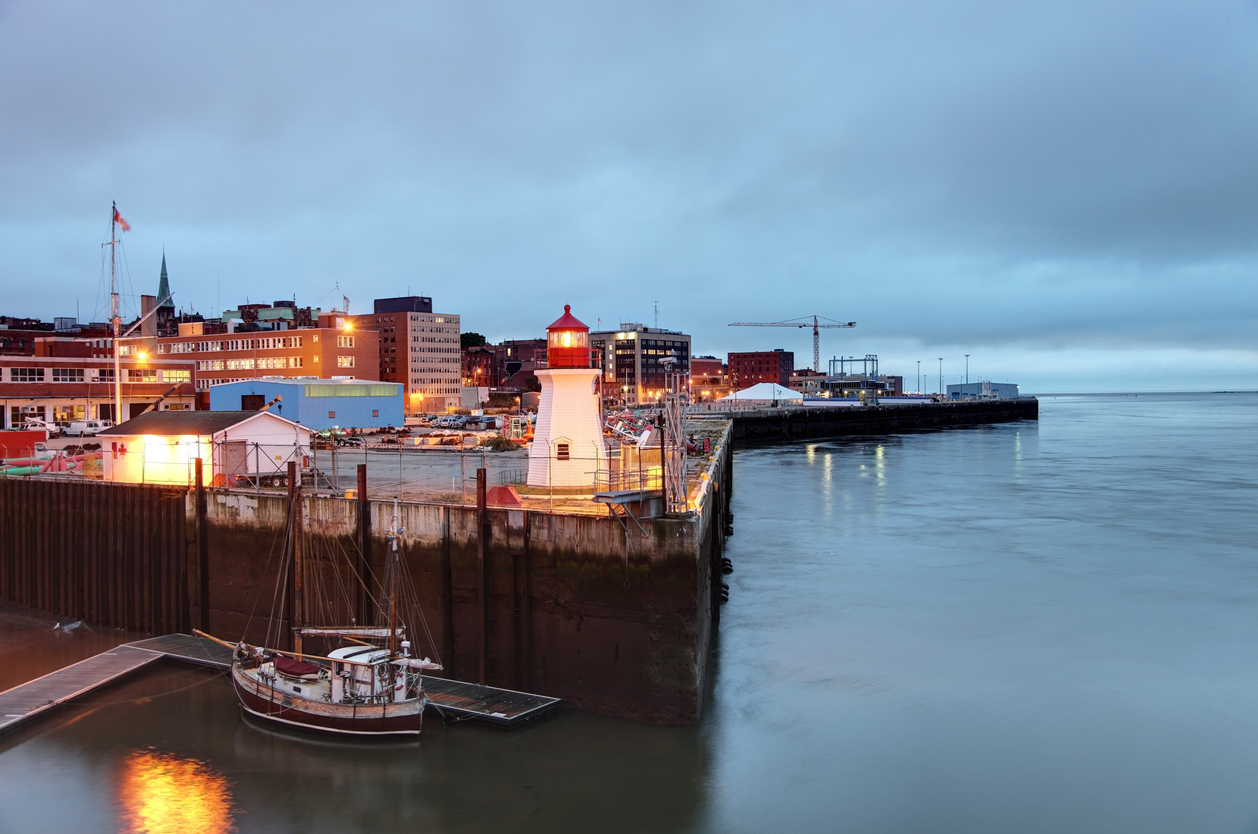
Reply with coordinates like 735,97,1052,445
388,500,399,656
294,480,305,656
110,202,121,423
290,461,305,657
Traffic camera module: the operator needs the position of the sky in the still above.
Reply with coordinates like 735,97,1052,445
1,1,1256,393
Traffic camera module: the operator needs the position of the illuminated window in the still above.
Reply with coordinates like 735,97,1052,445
164,370,191,383
337,356,354,368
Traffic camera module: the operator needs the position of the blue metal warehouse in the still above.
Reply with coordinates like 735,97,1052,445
208,378,404,430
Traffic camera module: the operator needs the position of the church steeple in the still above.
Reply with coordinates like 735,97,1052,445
157,250,174,310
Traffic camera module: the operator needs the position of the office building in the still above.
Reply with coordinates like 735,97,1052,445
590,323,691,407
357,297,462,414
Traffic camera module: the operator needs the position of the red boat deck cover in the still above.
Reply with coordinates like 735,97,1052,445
275,656,321,677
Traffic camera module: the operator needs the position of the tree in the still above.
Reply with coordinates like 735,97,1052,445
461,332,487,349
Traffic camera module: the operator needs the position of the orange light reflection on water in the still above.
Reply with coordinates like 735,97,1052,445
118,750,236,834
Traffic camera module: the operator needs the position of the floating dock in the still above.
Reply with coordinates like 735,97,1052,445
0,645,163,739
0,633,559,739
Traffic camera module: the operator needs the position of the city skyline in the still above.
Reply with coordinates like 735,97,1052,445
2,2,1255,392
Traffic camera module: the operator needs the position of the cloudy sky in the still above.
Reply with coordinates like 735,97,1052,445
2,1,1256,392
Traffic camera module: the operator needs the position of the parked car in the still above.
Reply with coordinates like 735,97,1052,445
67,419,113,437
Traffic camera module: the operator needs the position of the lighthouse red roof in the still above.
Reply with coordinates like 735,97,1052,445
546,305,588,332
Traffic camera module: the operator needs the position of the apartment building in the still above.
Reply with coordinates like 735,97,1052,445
357,297,462,414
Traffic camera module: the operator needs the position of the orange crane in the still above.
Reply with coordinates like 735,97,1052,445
728,316,856,373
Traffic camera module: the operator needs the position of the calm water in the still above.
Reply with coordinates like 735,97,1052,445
2,393,1257,833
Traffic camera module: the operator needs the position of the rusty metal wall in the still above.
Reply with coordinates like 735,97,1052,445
0,479,189,634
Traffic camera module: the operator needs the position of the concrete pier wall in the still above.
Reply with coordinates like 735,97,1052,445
196,429,732,724
730,397,1038,442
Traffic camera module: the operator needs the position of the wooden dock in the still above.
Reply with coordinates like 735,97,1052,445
0,645,164,739
0,633,558,739
423,677,561,727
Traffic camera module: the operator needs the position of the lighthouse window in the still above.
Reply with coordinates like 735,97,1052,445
557,443,570,461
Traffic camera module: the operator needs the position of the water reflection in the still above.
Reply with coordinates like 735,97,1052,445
119,751,235,834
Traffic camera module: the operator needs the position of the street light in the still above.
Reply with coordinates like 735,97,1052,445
916,360,921,394
938,358,943,396
965,354,969,386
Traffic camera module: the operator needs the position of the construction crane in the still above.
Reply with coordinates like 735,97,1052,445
728,316,856,373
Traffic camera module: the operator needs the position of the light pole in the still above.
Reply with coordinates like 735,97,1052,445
938,358,943,396
965,354,969,386
916,360,921,394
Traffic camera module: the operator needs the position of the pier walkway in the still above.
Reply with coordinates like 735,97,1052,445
0,633,559,739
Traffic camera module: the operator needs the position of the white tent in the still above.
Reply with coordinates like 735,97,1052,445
717,382,803,402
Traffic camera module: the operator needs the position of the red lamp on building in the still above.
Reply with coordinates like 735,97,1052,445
545,305,590,369
528,304,606,488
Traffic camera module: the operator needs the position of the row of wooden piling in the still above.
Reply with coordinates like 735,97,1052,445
0,478,189,634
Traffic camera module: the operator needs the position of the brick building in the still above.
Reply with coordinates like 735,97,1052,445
0,354,197,427
118,312,378,393
690,356,729,401
728,349,794,388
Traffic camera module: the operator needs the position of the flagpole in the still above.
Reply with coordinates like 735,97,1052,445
111,202,121,424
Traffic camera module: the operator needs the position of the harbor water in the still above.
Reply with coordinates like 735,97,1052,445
2,392,1257,833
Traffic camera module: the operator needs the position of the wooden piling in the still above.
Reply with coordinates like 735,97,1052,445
356,463,371,626
477,467,487,686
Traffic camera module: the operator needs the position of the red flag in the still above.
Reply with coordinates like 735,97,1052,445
113,208,130,232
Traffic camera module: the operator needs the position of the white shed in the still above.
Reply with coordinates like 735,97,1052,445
97,410,314,486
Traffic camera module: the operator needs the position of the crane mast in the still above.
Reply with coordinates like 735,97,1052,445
728,316,856,373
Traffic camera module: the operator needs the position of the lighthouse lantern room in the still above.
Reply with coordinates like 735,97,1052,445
526,305,607,488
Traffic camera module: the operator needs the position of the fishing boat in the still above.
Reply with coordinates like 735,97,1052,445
199,474,441,737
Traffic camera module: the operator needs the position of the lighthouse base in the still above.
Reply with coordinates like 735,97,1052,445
527,369,606,488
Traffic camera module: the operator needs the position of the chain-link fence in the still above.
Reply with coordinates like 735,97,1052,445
2,416,730,517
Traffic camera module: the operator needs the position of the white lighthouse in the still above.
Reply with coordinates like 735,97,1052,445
526,305,607,488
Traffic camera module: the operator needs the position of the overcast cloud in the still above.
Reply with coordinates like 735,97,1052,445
2,0,1256,391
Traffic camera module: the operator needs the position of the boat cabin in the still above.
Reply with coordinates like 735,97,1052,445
328,645,402,704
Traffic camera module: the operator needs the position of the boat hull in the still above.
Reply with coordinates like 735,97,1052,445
232,665,423,737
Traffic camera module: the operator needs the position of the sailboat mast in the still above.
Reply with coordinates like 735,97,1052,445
110,202,121,423
293,464,305,657
388,500,399,656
